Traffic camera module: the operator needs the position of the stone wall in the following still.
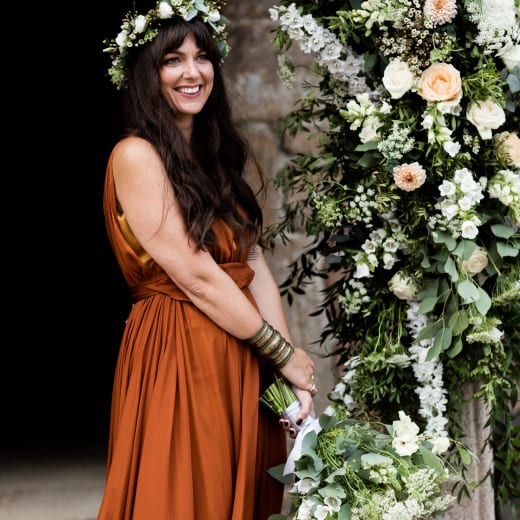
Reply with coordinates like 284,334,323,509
222,0,338,415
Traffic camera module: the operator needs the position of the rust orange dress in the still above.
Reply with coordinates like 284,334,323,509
97,150,287,520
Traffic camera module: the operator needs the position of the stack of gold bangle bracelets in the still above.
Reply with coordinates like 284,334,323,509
246,320,295,368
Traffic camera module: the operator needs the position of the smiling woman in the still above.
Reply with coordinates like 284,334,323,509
96,2,318,519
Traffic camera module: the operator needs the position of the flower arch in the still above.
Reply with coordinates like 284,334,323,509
266,0,520,513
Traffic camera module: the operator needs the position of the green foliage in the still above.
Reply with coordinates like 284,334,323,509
266,0,520,514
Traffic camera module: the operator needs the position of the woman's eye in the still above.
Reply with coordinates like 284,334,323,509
163,56,180,65
197,54,209,61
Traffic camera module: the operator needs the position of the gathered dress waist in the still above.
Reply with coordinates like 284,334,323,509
131,261,255,303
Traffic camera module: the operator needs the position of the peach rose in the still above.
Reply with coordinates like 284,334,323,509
417,63,462,105
495,131,520,168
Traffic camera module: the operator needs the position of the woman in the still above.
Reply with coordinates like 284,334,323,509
98,1,317,519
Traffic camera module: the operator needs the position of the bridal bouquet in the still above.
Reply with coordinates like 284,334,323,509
262,379,466,520
267,0,520,507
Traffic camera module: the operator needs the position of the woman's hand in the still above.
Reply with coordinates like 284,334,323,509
278,347,316,395
278,348,317,437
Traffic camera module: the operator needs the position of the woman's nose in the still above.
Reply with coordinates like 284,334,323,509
182,59,200,77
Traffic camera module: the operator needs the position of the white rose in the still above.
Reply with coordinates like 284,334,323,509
466,99,506,140
207,10,221,23
498,43,520,72
431,436,451,454
462,247,488,276
115,29,128,48
382,60,415,99
133,14,147,33
388,272,418,300
158,1,174,18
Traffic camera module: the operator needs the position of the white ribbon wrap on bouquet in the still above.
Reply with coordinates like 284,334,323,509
282,401,322,475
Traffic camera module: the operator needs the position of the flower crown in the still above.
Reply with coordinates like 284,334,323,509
103,0,230,89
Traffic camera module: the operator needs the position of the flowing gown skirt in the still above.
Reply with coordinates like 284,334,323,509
97,154,286,520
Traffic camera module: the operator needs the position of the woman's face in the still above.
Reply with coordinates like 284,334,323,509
160,33,214,131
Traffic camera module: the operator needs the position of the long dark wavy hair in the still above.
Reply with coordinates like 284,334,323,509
121,17,265,256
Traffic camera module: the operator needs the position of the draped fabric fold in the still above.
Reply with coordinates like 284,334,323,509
131,262,255,302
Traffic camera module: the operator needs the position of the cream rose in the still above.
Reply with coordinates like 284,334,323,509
496,132,520,168
382,60,415,99
466,100,506,140
158,2,174,18
388,272,418,300
417,63,462,105
461,247,488,276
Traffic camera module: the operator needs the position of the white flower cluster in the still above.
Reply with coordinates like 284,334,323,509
340,93,391,144
353,217,406,279
428,167,485,239
487,169,520,221
466,316,504,344
466,0,520,57
406,301,449,438
269,3,370,98
351,481,454,520
103,0,229,89
329,356,360,410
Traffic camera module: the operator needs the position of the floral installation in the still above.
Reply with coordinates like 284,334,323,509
103,0,230,89
266,0,520,510
262,379,469,520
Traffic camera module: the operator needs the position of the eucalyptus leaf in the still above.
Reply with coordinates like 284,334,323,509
446,337,463,358
457,280,480,303
452,239,477,260
339,503,352,520
431,231,457,250
444,256,459,282
267,463,292,484
475,288,492,315
416,321,442,341
318,482,347,498
417,280,439,299
419,296,439,314
326,254,343,264
448,310,469,335
497,241,519,257
491,224,515,239
427,327,452,360
418,444,445,474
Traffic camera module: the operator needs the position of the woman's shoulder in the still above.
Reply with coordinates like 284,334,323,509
111,136,165,186
112,135,158,164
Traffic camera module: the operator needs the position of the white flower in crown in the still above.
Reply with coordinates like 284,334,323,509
158,2,174,18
